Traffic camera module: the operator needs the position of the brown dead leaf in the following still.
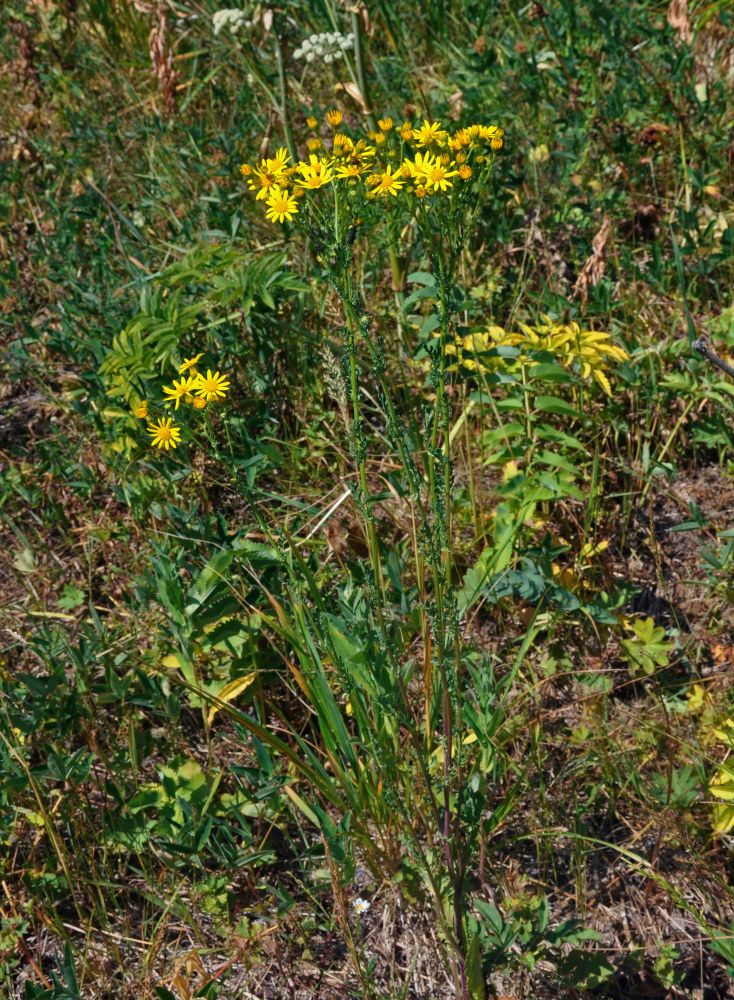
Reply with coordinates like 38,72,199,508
573,215,612,307
635,122,673,146
668,0,692,44
335,80,369,113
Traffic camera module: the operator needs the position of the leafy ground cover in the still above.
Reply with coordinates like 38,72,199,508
2,1,734,997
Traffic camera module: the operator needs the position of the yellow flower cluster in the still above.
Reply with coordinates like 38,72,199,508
132,354,230,449
238,111,504,223
445,318,628,396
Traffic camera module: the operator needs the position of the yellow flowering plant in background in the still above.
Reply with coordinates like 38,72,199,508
132,354,230,450
445,317,629,396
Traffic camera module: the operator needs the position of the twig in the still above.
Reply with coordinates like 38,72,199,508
692,339,734,379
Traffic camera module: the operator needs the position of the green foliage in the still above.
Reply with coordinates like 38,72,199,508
2,0,734,995
620,616,676,677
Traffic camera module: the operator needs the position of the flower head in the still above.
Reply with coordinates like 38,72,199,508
239,163,252,176
326,109,343,127
179,353,204,375
372,165,404,197
247,152,289,200
352,897,370,914
405,151,437,183
306,115,318,130
265,186,299,223
133,401,149,419
334,162,369,180
148,417,182,450
414,119,446,147
378,117,393,131
400,122,413,141
423,159,458,193
295,154,334,190
194,369,230,402
162,375,199,409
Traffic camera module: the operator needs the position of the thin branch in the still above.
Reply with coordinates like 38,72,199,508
692,339,734,380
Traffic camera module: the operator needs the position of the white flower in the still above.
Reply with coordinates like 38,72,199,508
352,896,370,914
212,8,248,36
294,28,354,63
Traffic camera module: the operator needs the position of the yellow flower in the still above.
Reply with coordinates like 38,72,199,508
269,147,291,170
192,395,207,410
148,417,181,450
479,125,503,141
295,154,334,189
195,369,230,402
353,139,376,163
265,186,299,223
415,184,427,198
179,353,204,375
378,117,393,131
246,151,289,199
306,115,318,129
423,159,458,192
334,162,369,180
248,163,279,200
162,375,199,409
405,150,437,183
307,137,324,152
372,165,404,197
414,119,446,147
455,151,466,164
458,164,472,179
326,109,342,127
133,402,149,419
491,136,503,150
374,132,387,145
400,122,413,141
239,163,252,176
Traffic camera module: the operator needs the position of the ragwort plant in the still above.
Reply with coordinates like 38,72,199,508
133,111,630,993
132,109,508,993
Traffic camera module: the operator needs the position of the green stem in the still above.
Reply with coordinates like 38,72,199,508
274,32,297,163
351,11,376,132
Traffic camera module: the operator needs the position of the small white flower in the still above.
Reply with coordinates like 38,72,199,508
212,8,248,36
352,896,370,915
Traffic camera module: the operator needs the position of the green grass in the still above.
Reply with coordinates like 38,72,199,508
2,0,734,997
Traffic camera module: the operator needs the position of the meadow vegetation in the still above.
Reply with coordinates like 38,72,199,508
2,1,734,997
